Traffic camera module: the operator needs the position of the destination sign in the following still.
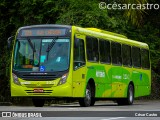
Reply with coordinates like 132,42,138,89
20,28,67,37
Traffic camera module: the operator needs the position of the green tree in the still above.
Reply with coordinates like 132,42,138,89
0,0,160,102
122,0,148,27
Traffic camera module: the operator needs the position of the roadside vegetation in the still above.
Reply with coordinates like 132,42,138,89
0,0,160,104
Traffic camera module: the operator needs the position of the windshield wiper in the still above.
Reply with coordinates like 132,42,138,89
27,39,37,65
46,37,58,52
27,38,36,52
46,37,58,60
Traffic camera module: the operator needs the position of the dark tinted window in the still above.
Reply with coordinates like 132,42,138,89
132,47,141,68
111,42,122,65
141,49,150,69
122,44,132,67
99,39,111,63
86,36,99,62
74,38,85,69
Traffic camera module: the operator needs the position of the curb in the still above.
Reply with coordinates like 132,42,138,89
0,102,12,106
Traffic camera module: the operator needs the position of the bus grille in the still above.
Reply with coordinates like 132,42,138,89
25,90,53,95
24,84,54,88
21,75,59,80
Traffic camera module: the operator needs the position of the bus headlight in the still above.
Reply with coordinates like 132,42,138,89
12,73,21,86
58,73,68,86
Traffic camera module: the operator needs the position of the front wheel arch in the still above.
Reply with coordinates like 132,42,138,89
79,79,96,107
88,79,96,106
79,83,92,107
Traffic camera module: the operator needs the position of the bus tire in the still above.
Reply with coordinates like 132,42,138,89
79,84,91,107
32,98,45,107
90,87,95,106
117,84,134,105
90,98,95,106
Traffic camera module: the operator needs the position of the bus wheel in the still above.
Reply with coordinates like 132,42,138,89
79,84,91,107
117,84,134,105
32,98,45,107
127,84,134,105
90,88,95,106
90,98,95,106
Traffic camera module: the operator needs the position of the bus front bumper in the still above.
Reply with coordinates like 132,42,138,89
11,83,73,97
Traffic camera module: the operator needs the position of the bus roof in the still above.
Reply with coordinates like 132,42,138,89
16,24,149,49
86,28,127,39
74,26,149,49
17,24,71,32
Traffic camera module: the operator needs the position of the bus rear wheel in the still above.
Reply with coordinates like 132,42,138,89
90,98,95,106
117,84,134,105
32,98,45,107
79,84,92,107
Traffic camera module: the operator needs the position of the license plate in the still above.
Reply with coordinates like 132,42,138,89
34,88,44,93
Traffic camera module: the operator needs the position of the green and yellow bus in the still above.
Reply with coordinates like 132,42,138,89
8,24,151,107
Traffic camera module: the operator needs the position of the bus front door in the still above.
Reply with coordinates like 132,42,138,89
72,34,86,97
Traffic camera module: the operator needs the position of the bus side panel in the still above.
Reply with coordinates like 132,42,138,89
86,64,108,98
109,66,124,98
108,66,133,98
72,67,86,97
132,69,150,97
132,69,142,97
102,65,112,97
86,63,100,97
139,69,151,97
122,67,133,97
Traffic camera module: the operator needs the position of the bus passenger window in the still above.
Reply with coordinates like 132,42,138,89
111,42,122,65
86,36,99,62
74,38,86,70
132,47,141,68
141,49,150,69
99,39,111,63
122,44,132,67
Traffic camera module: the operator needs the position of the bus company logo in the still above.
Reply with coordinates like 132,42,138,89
36,82,41,87
2,112,11,117
96,71,105,78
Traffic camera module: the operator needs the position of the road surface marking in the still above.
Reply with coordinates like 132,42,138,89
101,117,127,120
68,108,78,110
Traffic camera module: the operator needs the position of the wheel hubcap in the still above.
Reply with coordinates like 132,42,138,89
129,88,133,102
86,88,91,104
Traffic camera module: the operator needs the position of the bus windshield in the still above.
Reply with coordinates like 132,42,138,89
13,38,70,72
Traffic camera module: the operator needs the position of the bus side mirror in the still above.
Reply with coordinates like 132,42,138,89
7,36,14,49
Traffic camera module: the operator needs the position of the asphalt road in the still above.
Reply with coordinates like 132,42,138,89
0,100,160,120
